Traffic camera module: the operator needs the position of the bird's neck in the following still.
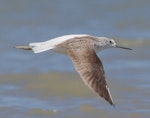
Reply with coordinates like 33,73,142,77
94,44,110,53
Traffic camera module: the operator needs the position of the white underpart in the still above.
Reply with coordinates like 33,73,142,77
29,34,89,53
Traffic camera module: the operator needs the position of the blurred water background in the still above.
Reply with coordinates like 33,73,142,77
0,0,150,118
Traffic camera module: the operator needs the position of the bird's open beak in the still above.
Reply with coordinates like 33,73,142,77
116,45,132,50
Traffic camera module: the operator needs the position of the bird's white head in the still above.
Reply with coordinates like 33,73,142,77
94,37,131,52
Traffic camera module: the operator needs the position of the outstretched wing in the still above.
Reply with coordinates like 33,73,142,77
61,37,114,106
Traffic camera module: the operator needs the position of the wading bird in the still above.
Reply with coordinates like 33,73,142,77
16,34,131,106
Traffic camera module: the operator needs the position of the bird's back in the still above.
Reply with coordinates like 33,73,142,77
30,34,89,53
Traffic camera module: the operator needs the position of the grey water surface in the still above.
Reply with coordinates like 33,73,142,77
0,0,150,118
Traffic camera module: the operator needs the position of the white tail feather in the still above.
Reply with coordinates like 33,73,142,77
29,42,54,53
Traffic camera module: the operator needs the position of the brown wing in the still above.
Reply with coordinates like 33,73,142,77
60,37,114,106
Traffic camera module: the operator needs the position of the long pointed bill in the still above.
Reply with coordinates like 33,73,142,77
116,45,132,50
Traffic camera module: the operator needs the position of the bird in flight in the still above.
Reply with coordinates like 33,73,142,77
16,34,131,106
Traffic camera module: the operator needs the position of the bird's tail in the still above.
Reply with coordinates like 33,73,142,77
29,42,54,53
15,41,54,53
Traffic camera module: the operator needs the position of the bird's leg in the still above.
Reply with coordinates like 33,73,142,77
15,46,33,50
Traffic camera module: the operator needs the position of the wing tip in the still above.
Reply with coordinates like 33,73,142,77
110,102,116,108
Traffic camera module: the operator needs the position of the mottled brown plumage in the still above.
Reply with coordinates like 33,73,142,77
58,37,114,106
16,34,131,106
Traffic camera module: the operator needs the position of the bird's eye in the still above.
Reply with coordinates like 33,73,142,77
109,40,112,44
